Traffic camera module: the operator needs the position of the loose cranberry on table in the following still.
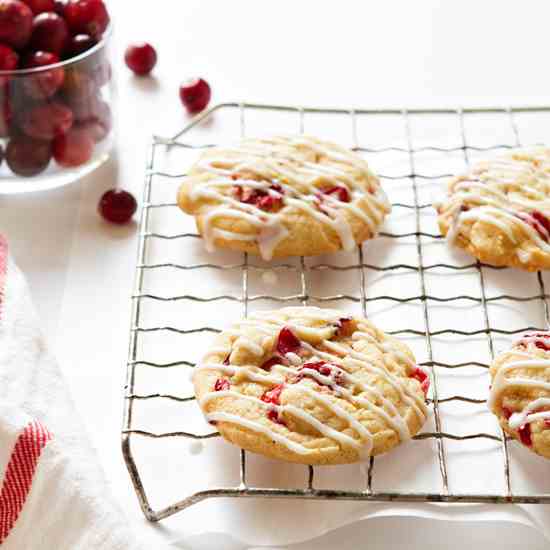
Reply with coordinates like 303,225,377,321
6,136,51,176
52,126,93,167
23,51,65,98
22,102,73,140
0,0,33,50
124,42,157,75
29,11,69,55
98,189,138,225
22,0,54,13
64,0,109,39
179,78,211,114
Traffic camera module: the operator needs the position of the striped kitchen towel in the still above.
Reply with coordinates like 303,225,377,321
0,235,153,549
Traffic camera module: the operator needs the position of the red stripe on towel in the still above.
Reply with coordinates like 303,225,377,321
0,420,53,544
0,235,7,321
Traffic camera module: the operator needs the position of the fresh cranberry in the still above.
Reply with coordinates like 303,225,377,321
124,42,157,76
22,0,54,13
260,357,281,371
66,32,95,56
77,100,110,142
0,0,33,49
64,0,109,39
261,384,285,405
0,96,11,137
22,102,73,140
323,185,351,203
52,127,93,167
98,188,138,225
6,136,51,176
214,378,230,392
518,423,532,447
410,367,430,395
0,44,18,71
23,51,65,98
179,77,211,114
276,327,301,355
61,68,96,104
502,406,514,420
52,0,65,14
29,12,69,54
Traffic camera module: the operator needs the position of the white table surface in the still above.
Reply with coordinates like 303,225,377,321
3,0,550,547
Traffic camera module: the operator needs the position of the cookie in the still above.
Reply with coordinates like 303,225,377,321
193,306,429,465
437,147,550,271
177,135,390,260
488,331,550,458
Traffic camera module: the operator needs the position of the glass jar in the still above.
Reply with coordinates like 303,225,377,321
0,25,114,194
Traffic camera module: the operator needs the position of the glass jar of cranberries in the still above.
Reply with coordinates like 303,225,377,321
0,0,114,193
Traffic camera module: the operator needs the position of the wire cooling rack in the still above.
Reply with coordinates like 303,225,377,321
122,103,550,522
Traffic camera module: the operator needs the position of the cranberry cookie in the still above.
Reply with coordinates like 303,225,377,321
489,331,550,459
437,147,550,271
193,307,429,465
177,136,390,260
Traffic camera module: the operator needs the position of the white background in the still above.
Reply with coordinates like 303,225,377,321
2,0,550,547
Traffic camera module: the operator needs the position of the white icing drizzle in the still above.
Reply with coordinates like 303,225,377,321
182,136,389,259
442,148,550,250
489,356,550,430
196,307,427,458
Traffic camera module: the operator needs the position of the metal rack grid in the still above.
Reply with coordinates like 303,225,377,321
122,103,550,522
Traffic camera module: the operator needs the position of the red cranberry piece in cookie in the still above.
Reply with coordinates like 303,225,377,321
501,406,514,420
6,136,51,176
52,126,94,167
301,361,332,377
276,327,301,355
261,384,286,425
23,51,65,99
179,77,211,114
323,185,351,203
261,384,284,405
297,361,345,387
260,356,281,371
29,11,69,54
518,423,532,447
98,189,137,225
517,211,550,242
22,0,54,13
410,367,430,395
124,42,157,75
214,378,230,391
0,0,33,49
